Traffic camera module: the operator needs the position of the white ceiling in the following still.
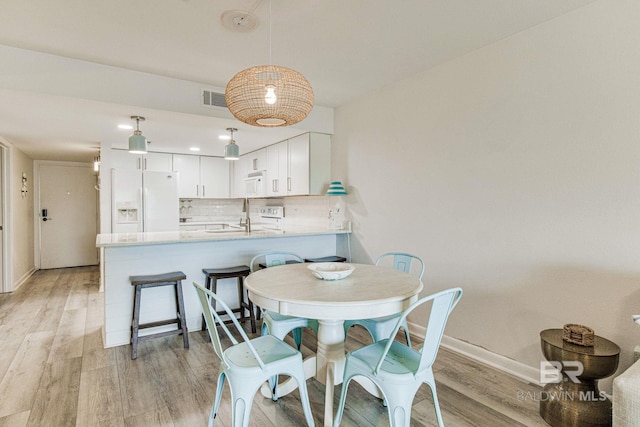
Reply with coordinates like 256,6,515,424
0,0,598,162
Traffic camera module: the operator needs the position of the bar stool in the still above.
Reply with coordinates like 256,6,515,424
129,271,189,360
304,256,347,263
201,265,256,333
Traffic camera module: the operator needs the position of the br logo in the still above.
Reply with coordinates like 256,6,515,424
540,361,583,384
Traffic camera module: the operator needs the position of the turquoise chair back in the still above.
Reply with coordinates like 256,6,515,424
375,287,463,375
375,252,425,279
194,282,266,368
249,251,304,272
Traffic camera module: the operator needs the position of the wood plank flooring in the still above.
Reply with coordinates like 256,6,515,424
0,266,548,426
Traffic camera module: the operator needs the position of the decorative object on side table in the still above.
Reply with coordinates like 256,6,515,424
562,323,595,346
540,328,620,427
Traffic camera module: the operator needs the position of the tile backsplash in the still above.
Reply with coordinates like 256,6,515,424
180,196,347,229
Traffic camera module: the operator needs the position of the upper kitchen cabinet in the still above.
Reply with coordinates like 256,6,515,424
110,149,173,172
266,141,288,196
246,148,267,173
173,154,199,198
265,132,331,197
200,156,229,198
173,154,229,198
232,155,250,198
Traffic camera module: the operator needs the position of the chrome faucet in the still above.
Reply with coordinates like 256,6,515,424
239,216,251,233
240,197,251,232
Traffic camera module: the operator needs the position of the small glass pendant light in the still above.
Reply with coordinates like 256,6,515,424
224,127,239,160
128,116,147,154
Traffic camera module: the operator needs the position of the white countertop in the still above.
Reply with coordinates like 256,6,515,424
96,226,350,248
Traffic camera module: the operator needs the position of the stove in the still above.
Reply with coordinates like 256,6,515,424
258,206,284,230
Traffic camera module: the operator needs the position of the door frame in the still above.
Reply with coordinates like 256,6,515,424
0,143,9,293
34,160,95,270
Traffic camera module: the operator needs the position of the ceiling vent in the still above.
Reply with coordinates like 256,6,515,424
202,89,227,108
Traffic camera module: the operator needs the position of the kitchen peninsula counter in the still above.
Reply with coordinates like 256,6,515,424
96,226,350,248
97,226,350,348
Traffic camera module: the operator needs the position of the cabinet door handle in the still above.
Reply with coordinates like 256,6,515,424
196,185,199,197
287,177,291,191
137,157,141,170
202,185,205,197
143,157,147,170
253,158,257,170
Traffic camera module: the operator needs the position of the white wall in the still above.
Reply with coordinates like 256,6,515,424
9,146,34,288
333,0,640,389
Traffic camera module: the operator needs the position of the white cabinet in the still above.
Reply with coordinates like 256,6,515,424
297,132,331,195
232,156,250,198
266,141,288,196
110,149,173,172
173,154,229,198
264,133,331,197
245,148,267,173
200,156,229,198
144,153,174,171
173,154,200,198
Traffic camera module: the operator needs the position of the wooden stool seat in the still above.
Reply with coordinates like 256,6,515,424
129,271,189,360
304,256,347,263
202,265,256,333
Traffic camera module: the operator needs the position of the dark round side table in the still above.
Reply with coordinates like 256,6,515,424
539,329,620,427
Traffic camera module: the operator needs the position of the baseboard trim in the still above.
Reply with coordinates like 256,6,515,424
409,321,540,386
12,267,36,291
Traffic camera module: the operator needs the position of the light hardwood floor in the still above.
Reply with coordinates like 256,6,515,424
0,266,548,426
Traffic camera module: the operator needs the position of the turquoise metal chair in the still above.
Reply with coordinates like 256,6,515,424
344,252,425,347
333,287,463,427
193,282,315,427
250,251,319,351
250,251,319,401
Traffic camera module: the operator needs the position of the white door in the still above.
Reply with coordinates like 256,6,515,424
39,163,98,269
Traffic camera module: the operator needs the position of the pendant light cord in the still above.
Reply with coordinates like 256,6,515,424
268,0,272,66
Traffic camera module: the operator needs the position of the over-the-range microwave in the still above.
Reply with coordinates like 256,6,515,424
244,171,266,197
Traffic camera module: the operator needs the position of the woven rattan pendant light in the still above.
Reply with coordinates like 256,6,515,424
225,0,313,127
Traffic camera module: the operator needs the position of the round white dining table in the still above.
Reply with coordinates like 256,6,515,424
245,262,423,427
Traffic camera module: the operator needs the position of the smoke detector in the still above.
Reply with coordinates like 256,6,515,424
221,10,259,33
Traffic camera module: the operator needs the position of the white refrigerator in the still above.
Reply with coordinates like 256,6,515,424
111,169,179,233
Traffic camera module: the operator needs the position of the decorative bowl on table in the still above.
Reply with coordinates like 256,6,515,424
308,262,355,281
